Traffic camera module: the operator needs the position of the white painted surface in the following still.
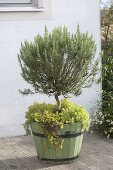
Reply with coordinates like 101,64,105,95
0,0,31,3
0,7,45,12
0,0,101,137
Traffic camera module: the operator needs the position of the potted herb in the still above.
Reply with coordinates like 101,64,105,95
18,26,98,163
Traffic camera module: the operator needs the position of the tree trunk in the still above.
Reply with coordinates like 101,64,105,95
54,93,61,112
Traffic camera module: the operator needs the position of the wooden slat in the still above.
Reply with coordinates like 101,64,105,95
48,161,96,170
0,139,50,170
0,152,28,170
79,152,113,170
0,161,8,170
0,133,113,170
82,147,113,168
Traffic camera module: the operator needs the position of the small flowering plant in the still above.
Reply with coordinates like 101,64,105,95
24,99,90,148
92,98,113,139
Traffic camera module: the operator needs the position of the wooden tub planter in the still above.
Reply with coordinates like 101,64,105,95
31,122,84,163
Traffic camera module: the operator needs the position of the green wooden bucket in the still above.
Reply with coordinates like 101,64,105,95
31,122,84,163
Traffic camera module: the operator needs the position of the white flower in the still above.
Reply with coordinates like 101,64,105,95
107,134,110,139
104,131,107,135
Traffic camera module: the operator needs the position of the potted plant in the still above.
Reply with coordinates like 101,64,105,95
18,26,98,163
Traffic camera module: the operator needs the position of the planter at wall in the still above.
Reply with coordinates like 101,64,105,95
31,122,84,163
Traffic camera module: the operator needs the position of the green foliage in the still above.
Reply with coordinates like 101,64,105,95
25,102,54,122
93,4,113,138
24,99,90,147
61,104,90,131
93,97,113,138
18,26,98,98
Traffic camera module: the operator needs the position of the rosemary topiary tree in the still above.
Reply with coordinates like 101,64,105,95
18,26,98,111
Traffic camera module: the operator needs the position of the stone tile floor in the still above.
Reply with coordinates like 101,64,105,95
0,133,113,170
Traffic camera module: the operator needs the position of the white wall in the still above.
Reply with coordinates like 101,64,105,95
0,0,101,137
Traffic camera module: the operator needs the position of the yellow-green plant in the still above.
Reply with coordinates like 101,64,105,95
24,99,90,147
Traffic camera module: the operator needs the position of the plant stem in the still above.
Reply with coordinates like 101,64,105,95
54,93,61,111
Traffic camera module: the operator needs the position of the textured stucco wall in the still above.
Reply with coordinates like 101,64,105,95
0,0,101,137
